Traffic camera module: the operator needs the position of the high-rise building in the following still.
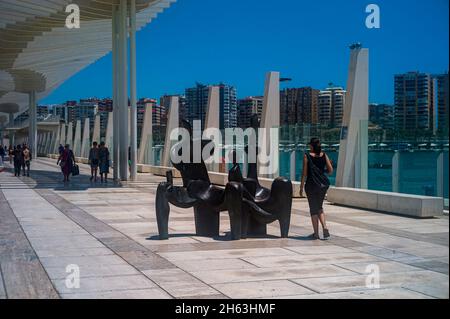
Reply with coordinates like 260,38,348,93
68,98,99,129
432,72,449,135
237,96,263,128
185,83,237,130
369,103,394,129
318,86,346,128
394,72,433,131
280,87,320,126
54,101,75,123
98,98,113,137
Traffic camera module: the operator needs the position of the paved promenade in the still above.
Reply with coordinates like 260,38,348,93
0,158,448,299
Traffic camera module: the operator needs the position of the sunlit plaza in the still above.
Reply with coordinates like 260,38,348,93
0,0,449,300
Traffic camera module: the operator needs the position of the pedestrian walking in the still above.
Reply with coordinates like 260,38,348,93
88,141,100,182
13,145,24,176
22,145,32,177
300,138,333,240
57,144,75,182
98,141,110,183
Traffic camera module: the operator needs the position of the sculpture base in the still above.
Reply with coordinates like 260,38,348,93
193,203,220,237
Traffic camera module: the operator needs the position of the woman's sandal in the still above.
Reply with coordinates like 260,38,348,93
323,229,330,239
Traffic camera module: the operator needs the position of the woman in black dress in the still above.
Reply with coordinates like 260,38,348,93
300,138,333,240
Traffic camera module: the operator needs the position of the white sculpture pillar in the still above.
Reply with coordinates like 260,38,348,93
28,90,37,159
73,120,82,157
392,151,400,193
162,96,179,167
60,124,66,146
138,103,153,164
259,71,280,178
118,0,129,181
205,86,220,172
92,115,100,144
8,113,15,147
45,131,52,155
129,0,137,181
290,150,296,181
80,118,90,158
112,4,119,180
105,112,113,149
437,152,444,197
66,122,73,148
52,124,61,153
336,47,369,188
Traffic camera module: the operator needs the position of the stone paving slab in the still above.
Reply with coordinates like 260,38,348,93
60,288,172,299
190,265,356,284
212,280,316,299
293,270,449,298
270,288,433,299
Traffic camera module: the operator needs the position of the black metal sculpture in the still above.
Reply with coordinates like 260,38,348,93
227,115,293,238
155,120,245,240
154,118,292,240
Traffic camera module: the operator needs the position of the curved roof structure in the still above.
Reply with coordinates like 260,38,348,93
0,0,175,122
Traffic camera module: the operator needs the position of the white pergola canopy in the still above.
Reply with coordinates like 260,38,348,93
0,0,175,121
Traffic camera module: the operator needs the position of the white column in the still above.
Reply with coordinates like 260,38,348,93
336,47,369,188
259,71,280,178
45,131,52,155
129,0,137,181
118,0,129,181
205,86,220,172
290,150,296,181
8,113,15,147
105,112,114,149
52,124,61,153
73,120,82,157
392,151,400,193
29,90,37,159
60,123,66,146
92,115,100,144
437,152,444,197
138,103,153,164
66,121,73,148
112,4,119,180
81,118,90,158
162,96,179,167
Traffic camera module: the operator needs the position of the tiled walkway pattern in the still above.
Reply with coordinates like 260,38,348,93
0,158,448,299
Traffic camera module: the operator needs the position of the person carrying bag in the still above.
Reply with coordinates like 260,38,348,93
300,138,334,240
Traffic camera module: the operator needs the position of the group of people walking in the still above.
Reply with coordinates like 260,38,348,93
88,141,110,183
56,141,110,183
57,142,110,183
0,144,33,177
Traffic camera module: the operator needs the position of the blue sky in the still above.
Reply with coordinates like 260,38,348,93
41,0,449,105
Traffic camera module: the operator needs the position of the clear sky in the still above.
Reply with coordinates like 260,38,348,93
40,0,449,105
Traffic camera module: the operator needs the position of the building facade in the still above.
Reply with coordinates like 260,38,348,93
432,72,449,135
394,72,433,131
318,86,346,128
185,83,237,130
237,96,263,128
280,87,320,126
369,103,394,129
